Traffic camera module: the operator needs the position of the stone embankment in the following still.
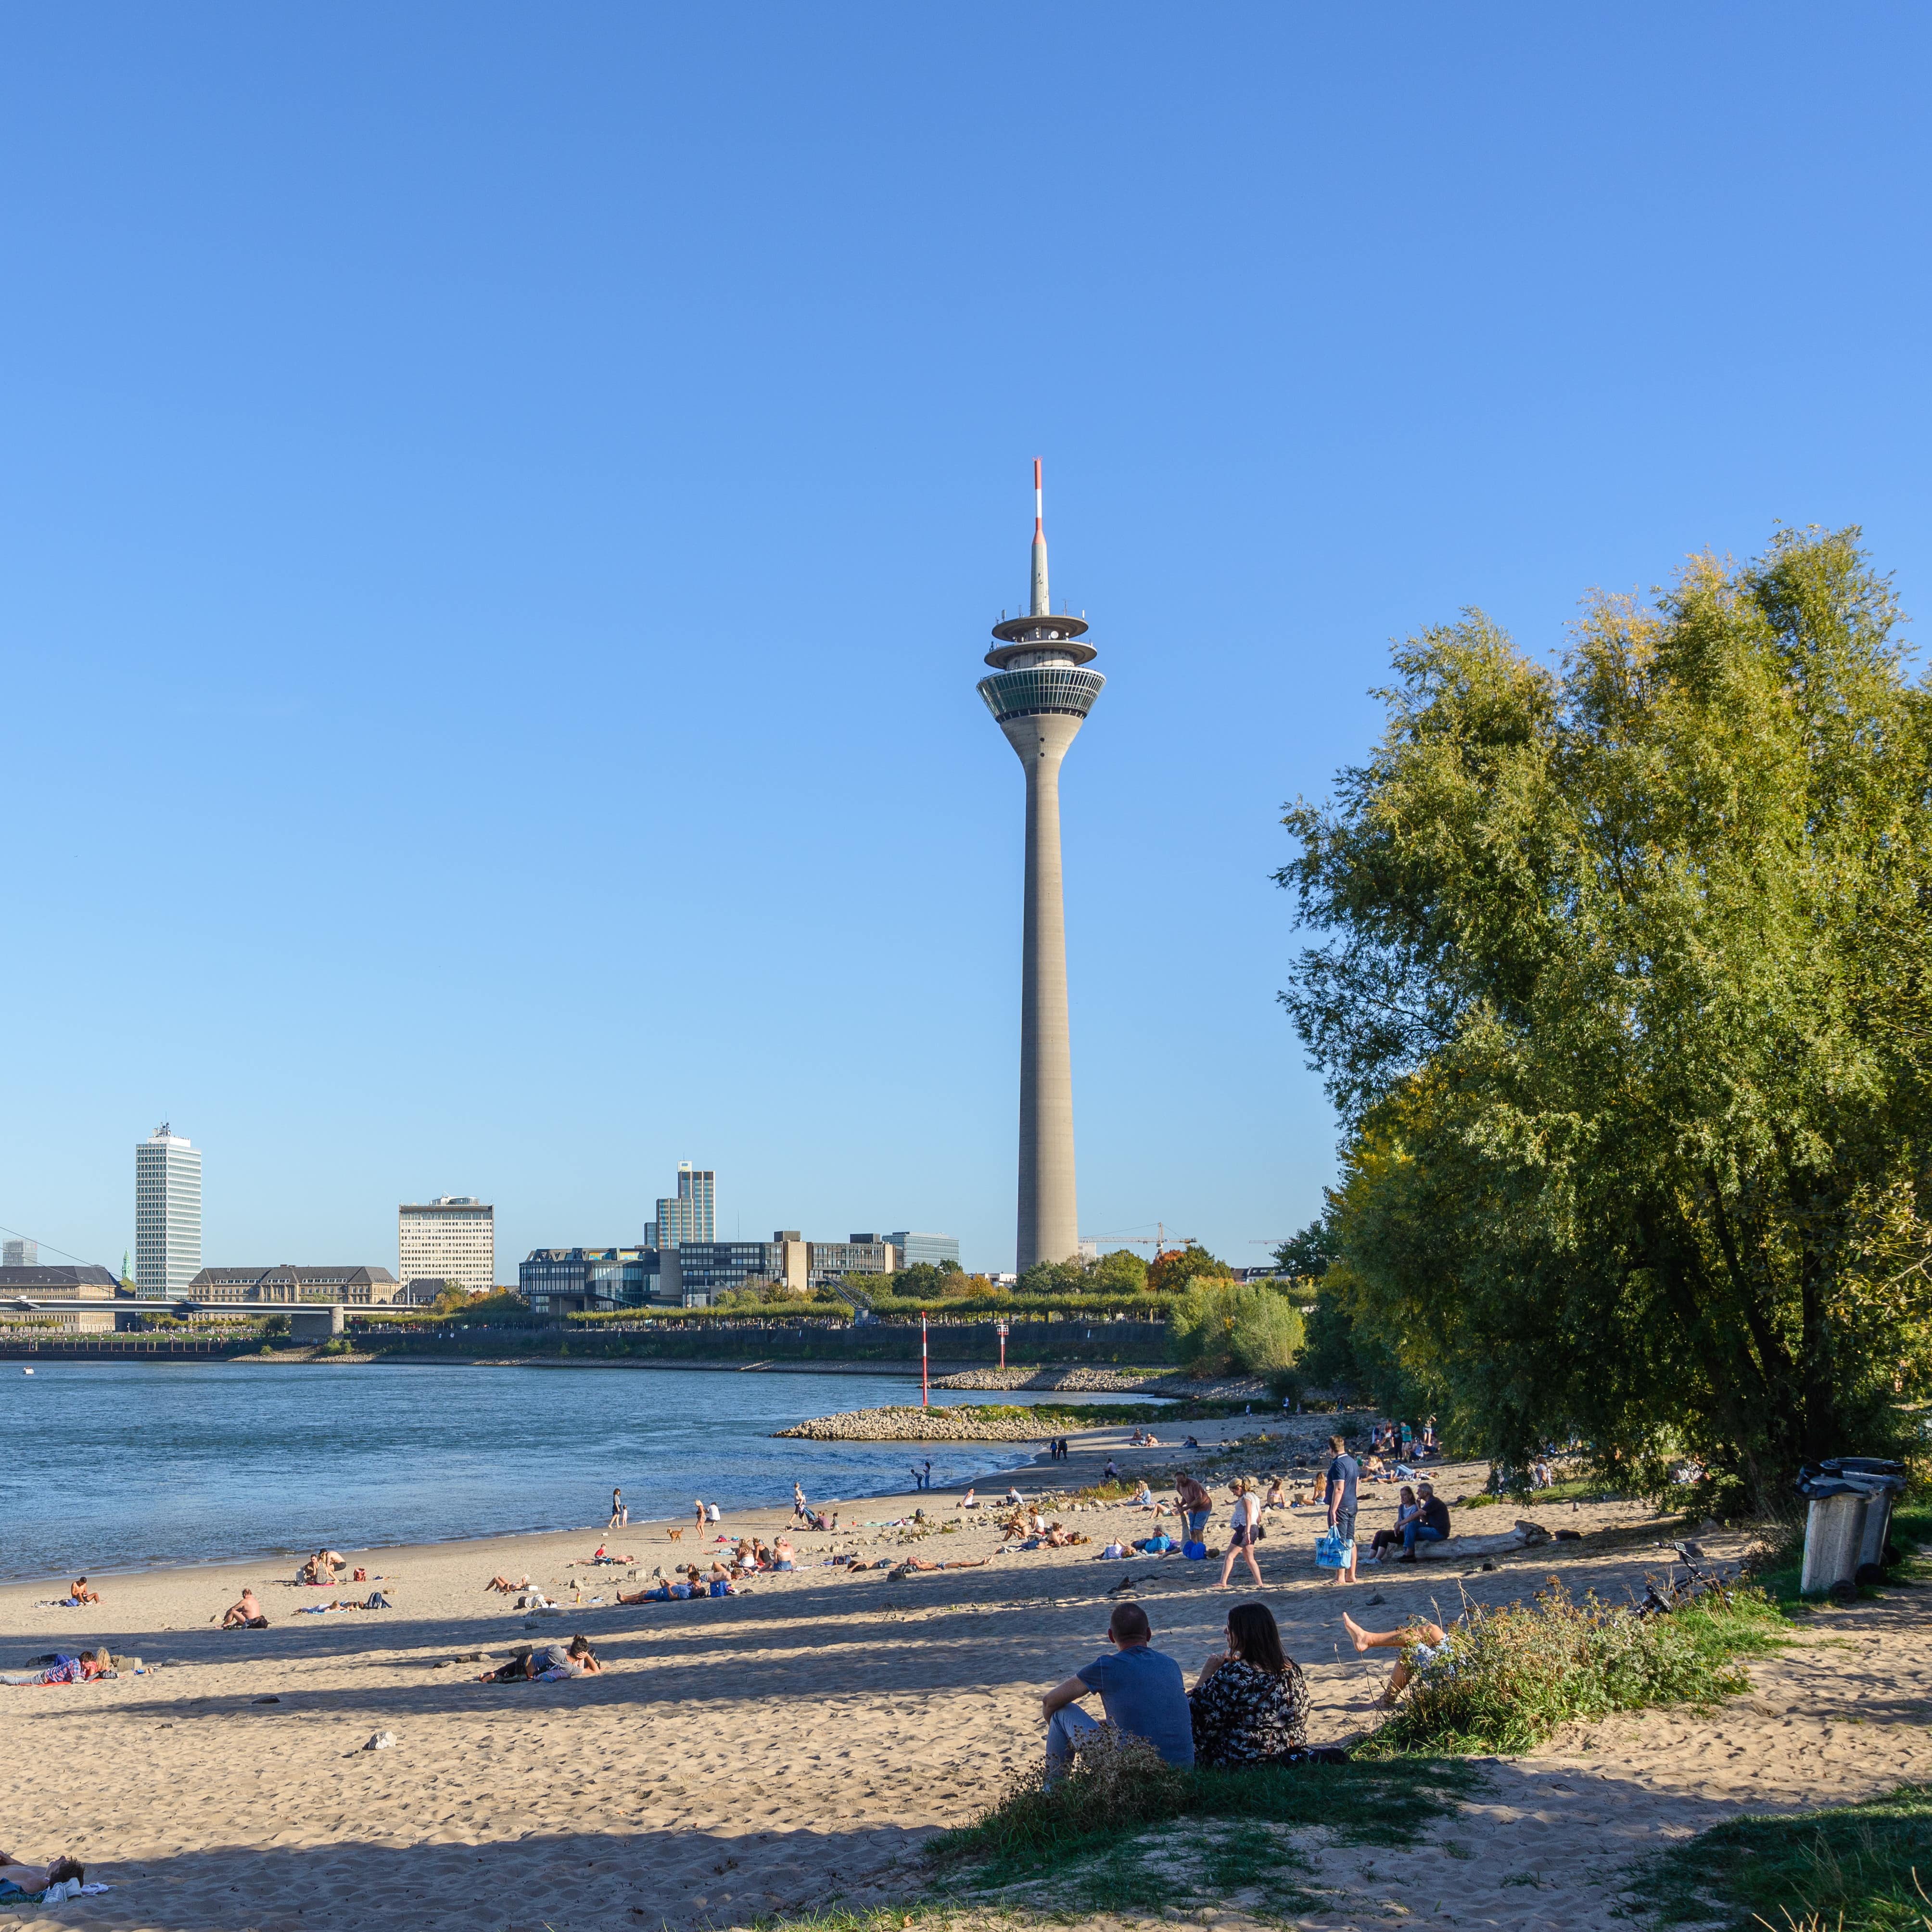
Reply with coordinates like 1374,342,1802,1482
775,1405,1059,1443
930,1366,1161,1392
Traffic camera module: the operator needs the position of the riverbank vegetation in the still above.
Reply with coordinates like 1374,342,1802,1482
1272,528,1932,1511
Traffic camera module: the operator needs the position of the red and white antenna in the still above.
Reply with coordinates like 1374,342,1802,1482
1034,457,1044,538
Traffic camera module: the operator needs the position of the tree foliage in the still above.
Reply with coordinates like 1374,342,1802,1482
1146,1244,1234,1298
1171,1279,1307,1378
1278,529,1932,1505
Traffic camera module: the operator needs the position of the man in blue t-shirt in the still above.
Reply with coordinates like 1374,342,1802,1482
1040,1601,1194,1777
1325,1433,1361,1586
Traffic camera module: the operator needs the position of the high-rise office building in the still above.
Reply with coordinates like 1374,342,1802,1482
653,1163,714,1249
977,461,1103,1271
398,1196,496,1293
135,1124,203,1297
1,1238,36,1268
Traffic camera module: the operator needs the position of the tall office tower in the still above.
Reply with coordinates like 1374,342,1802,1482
977,461,1104,1272
1,1238,36,1268
398,1196,497,1293
135,1124,203,1296
653,1162,714,1249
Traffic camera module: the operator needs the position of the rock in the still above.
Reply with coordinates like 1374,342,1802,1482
251,1695,281,1704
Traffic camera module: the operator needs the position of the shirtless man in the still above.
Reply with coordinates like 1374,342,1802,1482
222,1588,267,1628
69,1578,99,1606
0,1850,85,1895
485,1573,531,1594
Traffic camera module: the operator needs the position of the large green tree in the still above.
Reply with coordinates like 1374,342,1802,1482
1278,529,1932,1506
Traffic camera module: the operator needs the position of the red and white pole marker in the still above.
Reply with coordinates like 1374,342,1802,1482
921,1311,929,1407
997,1320,1008,1370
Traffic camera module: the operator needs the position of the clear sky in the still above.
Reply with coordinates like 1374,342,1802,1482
3,6,1928,1280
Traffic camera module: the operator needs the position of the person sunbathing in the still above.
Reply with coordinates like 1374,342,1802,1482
960,1487,979,1509
485,1573,531,1594
1340,1610,1450,1703
1262,1478,1287,1511
222,1588,267,1628
0,1851,85,1897
889,1554,992,1575
3,1651,109,1686
1130,1482,1154,1507
771,1536,797,1571
69,1578,100,1605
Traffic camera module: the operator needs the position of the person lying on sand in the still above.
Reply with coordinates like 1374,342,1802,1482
485,1573,531,1594
0,1851,85,1898
69,1578,100,1605
1,1651,111,1687
1341,1610,1450,1703
222,1589,267,1628
479,1635,601,1681
889,1555,992,1576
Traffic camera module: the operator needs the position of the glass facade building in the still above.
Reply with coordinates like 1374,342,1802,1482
520,1247,659,1315
888,1232,961,1270
135,1124,203,1297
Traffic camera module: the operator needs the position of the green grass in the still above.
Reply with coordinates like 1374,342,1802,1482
1646,1783,1932,1931
923,1725,1480,1918
1749,1500,1931,1612
1352,1578,1795,1758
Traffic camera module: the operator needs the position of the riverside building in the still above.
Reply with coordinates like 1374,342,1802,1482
398,1196,496,1293
135,1124,203,1297
648,1163,714,1250
976,462,1102,1272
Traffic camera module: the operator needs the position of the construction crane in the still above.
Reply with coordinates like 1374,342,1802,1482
1084,1223,1196,1256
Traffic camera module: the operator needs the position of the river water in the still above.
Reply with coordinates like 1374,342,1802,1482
0,1361,1157,1583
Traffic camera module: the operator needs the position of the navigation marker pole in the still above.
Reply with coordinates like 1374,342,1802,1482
921,1311,929,1407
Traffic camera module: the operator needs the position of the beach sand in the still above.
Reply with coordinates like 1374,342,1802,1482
4,1416,1926,1932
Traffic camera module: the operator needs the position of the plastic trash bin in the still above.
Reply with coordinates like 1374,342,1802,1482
1820,1457,1908,1584
1796,1482,1868,1595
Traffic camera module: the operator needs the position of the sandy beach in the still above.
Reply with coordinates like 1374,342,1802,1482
5,1414,1927,1932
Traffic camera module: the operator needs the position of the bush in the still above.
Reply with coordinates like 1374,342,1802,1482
1358,1579,1792,1758
1171,1280,1306,1377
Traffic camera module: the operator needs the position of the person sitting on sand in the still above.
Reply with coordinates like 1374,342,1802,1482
485,1573,531,1594
222,1588,268,1628
1041,1601,1194,1777
1102,1460,1119,1481
0,1851,85,1899
1183,1435,1200,1449
960,1487,978,1509
1262,1478,1287,1512
1129,1481,1153,1507
772,1536,797,1571
1341,1610,1451,1703
1190,1602,1310,1766
69,1577,100,1606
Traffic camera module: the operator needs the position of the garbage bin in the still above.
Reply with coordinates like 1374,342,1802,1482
1819,1457,1908,1585
1796,1478,1869,1595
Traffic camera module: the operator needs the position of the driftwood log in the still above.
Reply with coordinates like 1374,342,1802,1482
1411,1518,1551,1561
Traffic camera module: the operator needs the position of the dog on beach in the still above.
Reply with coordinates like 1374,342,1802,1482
666,1527,684,1543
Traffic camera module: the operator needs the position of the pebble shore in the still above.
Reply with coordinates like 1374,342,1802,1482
775,1404,1061,1442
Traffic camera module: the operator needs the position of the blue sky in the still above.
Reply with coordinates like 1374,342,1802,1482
3,5,1928,1279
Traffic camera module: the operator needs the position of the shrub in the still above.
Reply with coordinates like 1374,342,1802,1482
1171,1280,1306,1376
1358,1579,1792,1758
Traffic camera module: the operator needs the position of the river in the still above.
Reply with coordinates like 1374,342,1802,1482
0,1361,1159,1582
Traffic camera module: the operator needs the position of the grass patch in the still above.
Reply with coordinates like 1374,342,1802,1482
1353,1577,1795,1758
925,1725,1479,1916
1748,1500,1931,1613
1646,1782,1932,1931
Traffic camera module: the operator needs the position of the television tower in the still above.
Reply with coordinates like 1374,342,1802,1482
977,460,1105,1271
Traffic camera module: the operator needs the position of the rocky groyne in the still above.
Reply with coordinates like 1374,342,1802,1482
775,1405,1059,1442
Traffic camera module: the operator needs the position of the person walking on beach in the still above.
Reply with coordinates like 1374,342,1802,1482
923,1459,932,1491
1176,1472,1212,1547
609,1487,625,1530
793,1482,808,1521
1219,1479,1264,1589
693,1498,707,1537
1324,1434,1360,1586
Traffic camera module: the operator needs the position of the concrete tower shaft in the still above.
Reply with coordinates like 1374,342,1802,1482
976,462,1104,1272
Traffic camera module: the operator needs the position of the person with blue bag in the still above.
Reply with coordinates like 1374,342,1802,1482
1176,1472,1213,1554
1322,1433,1360,1586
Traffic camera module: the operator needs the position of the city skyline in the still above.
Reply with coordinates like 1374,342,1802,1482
5,12,1929,1279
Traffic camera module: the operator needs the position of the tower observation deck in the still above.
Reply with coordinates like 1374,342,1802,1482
978,462,1103,1272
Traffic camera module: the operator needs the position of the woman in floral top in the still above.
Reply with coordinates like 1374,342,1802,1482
1188,1602,1309,1766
